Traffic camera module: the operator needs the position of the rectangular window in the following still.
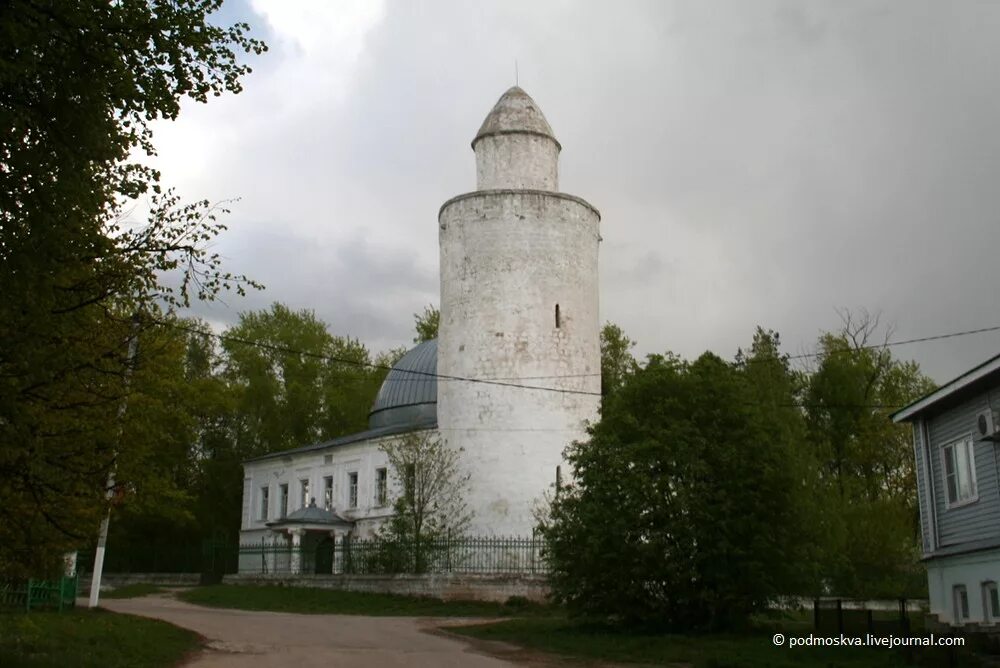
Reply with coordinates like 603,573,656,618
259,486,269,520
404,463,416,500
323,475,334,510
984,582,1000,622
375,468,387,507
299,478,310,508
954,584,970,621
943,438,978,507
349,472,358,509
279,483,289,518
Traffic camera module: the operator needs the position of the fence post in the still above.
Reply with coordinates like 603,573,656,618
866,609,873,634
25,579,32,612
531,530,537,575
900,598,910,635
813,598,819,630
836,599,843,635
342,534,351,574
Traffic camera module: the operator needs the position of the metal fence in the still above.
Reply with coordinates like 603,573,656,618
813,598,912,636
0,576,78,612
236,535,548,576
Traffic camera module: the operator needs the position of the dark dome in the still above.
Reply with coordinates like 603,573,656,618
368,339,438,431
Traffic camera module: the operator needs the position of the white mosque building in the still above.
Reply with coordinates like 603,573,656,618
237,87,601,568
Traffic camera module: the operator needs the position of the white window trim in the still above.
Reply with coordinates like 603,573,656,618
259,485,269,521
941,436,979,509
299,477,310,509
954,584,970,622
279,483,289,518
375,467,388,507
348,471,359,509
323,475,334,510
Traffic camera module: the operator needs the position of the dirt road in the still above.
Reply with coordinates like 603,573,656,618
102,594,530,667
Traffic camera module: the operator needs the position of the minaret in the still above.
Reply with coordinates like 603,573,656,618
438,87,601,536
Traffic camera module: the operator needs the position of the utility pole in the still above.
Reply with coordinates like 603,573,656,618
88,314,141,608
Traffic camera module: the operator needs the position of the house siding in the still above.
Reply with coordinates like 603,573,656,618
928,391,1000,551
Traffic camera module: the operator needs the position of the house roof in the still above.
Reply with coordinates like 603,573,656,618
891,352,1000,423
266,499,353,529
243,420,437,464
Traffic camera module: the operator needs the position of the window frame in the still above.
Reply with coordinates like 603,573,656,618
375,467,388,507
299,477,310,509
954,584,970,622
984,581,1000,623
348,471,358,509
279,483,289,518
323,475,334,510
404,463,416,504
941,436,979,509
259,485,269,521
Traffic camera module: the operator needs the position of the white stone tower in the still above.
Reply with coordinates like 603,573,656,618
438,87,601,536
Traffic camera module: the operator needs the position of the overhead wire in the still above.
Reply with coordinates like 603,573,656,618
786,324,1000,360
152,317,1000,411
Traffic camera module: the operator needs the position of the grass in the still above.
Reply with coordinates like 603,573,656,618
0,608,200,667
173,586,965,666
100,583,167,599
179,584,550,617
451,617,921,668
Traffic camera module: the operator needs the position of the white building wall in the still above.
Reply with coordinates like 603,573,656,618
240,433,428,540
475,134,559,191
927,549,1000,625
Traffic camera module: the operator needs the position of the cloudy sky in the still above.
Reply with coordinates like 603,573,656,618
147,0,1000,384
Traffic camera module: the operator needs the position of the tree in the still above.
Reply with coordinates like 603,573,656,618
540,334,821,630
600,321,639,396
107,317,223,563
378,431,472,572
223,303,387,457
804,310,935,597
110,307,408,565
413,305,440,343
0,1,265,575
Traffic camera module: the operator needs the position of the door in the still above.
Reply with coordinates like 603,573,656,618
315,536,334,574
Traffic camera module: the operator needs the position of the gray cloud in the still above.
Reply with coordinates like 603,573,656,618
161,0,1000,383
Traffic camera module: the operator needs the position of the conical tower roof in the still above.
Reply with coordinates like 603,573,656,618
473,86,560,149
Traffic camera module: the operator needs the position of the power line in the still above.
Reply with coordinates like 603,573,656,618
787,324,1000,360
154,316,1000,408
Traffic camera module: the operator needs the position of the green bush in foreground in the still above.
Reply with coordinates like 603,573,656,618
540,334,823,631
0,609,200,667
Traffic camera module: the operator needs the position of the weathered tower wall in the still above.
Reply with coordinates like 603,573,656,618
475,134,560,191
438,88,601,536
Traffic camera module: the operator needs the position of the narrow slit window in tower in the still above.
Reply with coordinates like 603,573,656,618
555,304,561,329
